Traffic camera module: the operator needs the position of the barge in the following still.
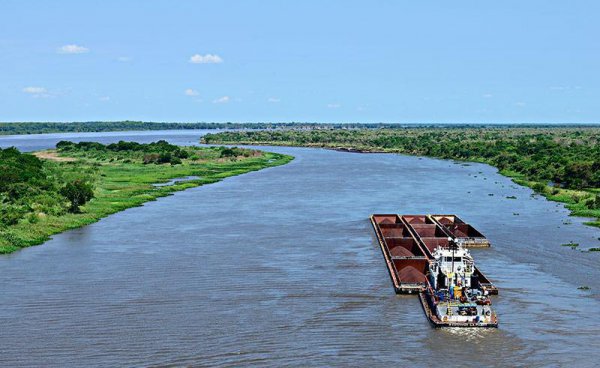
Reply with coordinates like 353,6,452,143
371,214,498,327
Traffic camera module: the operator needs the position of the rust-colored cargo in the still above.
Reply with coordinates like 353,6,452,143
431,214,490,247
371,214,497,295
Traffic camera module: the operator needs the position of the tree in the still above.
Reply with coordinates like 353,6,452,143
60,179,94,213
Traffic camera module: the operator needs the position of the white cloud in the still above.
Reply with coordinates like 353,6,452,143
116,56,131,62
482,93,493,98
58,44,89,54
185,88,199,96
99,96,110,101
267,97,280,103
327,103,341,108
189,53,223,64
213,96,230,104
23,86,52,98
515,102,526,107
23,86,46,94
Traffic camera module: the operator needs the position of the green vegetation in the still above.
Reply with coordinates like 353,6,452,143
60,179,95,213
0,141,292,253
3,121,599,136
202,127,600,227
561,242,579,248
0,121,443,135
0,121,244,135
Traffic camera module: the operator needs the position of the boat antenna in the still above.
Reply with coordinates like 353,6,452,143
449,237,456,286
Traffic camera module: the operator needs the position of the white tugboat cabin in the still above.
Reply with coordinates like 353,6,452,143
426,238,497,326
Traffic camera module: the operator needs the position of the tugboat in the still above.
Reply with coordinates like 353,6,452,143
421,237,498,327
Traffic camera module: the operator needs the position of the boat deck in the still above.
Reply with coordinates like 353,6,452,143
418,292,498,328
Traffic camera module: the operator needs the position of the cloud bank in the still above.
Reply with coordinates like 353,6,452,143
189,54,223,64
58,44,89,54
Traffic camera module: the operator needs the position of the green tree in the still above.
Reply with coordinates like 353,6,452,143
60,180,94,213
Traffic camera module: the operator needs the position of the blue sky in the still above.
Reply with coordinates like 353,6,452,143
0,1,598,123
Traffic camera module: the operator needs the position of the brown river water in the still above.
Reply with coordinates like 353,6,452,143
1,130,599,367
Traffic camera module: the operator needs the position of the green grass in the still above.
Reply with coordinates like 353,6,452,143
0,148,293,254
499,172,600,228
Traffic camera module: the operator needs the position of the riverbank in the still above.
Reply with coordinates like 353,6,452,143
202,128,600,229
0,143,293,254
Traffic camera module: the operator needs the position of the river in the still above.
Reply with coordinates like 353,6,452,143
1,130,599,367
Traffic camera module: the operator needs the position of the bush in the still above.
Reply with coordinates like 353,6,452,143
585,194,600,209
26,212,39,224
532,182,547,193
0,204,28,226
60,179,95,213
220,146,247,158
157,152,172,164
143,153,160,164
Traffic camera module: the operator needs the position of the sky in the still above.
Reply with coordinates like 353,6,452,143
0,1,598,123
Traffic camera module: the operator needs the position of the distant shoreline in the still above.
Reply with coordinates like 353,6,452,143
2,121,600,136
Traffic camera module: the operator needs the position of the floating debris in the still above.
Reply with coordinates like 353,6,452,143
561,242,579,248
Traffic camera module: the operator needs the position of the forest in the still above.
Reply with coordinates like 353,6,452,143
0,146,90,227
1,121,402,135
2,121,595,136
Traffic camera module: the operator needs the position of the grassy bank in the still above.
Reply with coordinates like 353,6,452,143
499,169,600,228
202,128,600,228
0,142,293,254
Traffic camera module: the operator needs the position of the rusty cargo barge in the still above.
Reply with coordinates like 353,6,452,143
371,214,498,328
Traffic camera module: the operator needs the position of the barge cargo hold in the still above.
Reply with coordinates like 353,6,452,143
371,214,498,327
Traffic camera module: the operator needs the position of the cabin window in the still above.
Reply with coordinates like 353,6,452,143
444,257,462,262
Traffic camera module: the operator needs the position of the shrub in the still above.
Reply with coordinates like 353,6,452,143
0,204,28,226
26,212,39,224
60,179,95,213
585,194,600,209
532,182,547,193
143,153,160,164
157,152,172,164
